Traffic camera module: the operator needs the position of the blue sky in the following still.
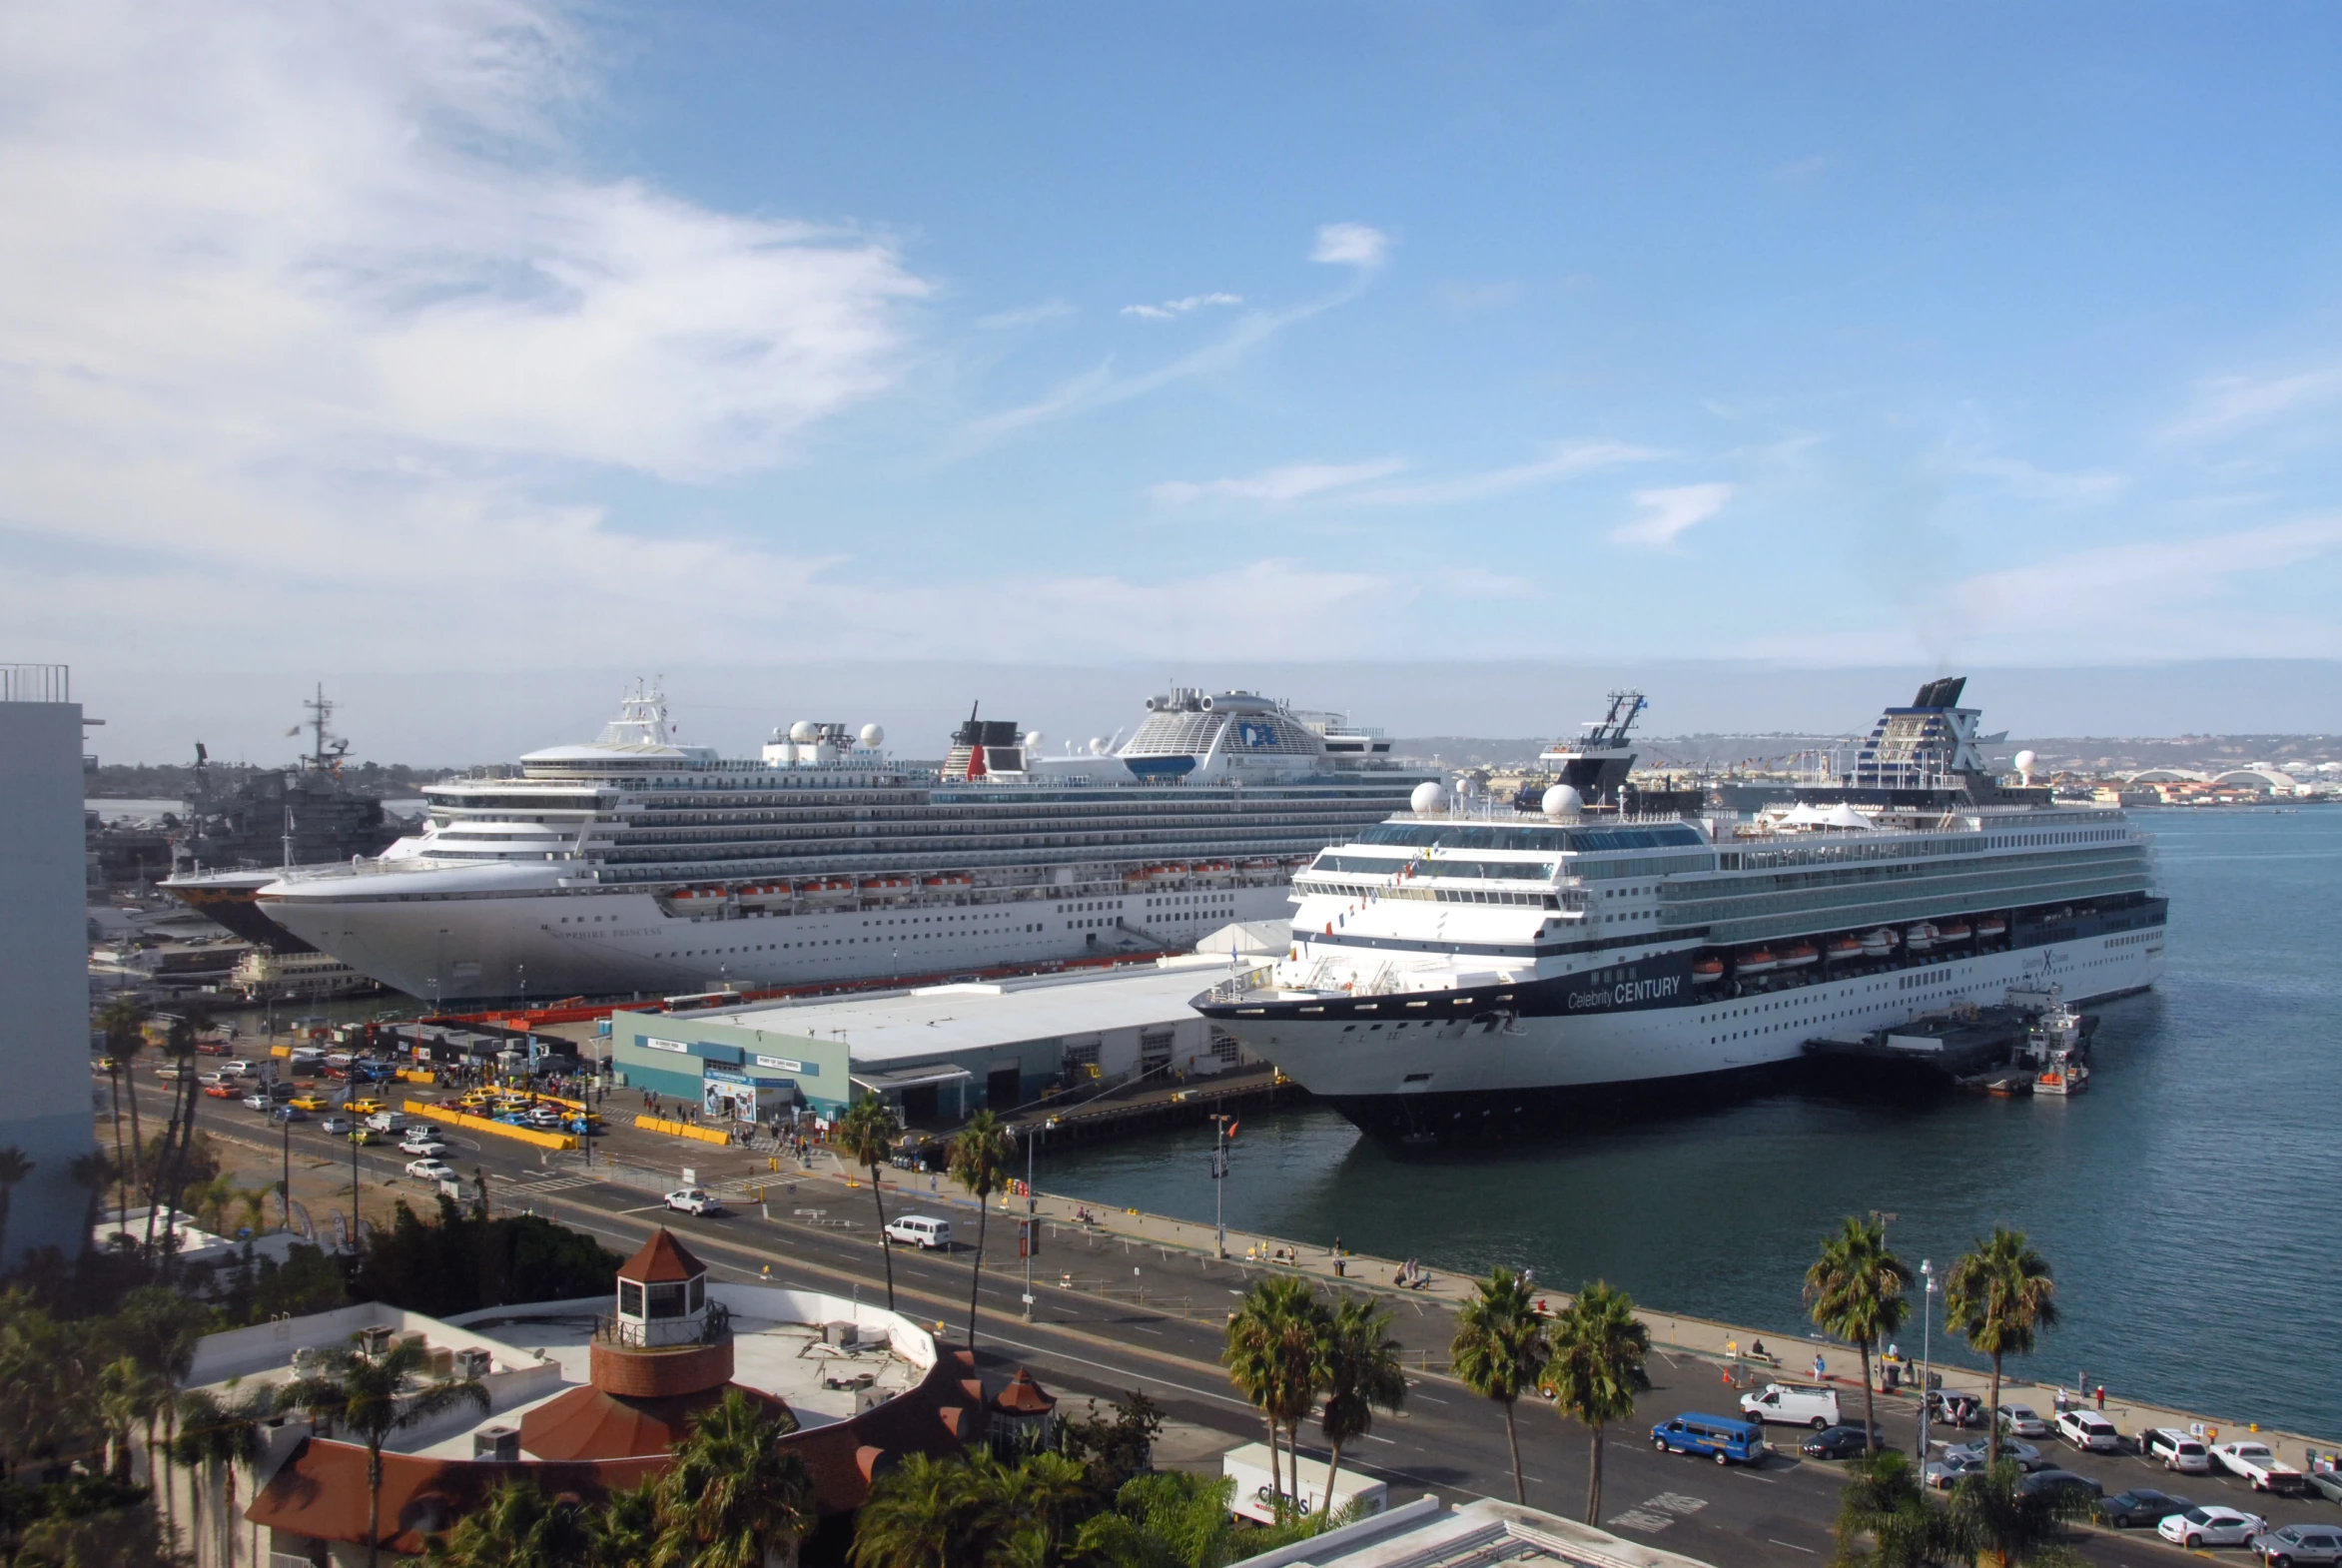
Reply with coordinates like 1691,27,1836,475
7,0,2342,692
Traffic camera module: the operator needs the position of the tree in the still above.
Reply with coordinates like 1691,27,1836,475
110,1286,209,1536
171,1385,273,1568
849,1452,975,1568
0,1149,30,1269
946,1111,1017,1351
96,1358,166,1488
850,1449,1102,1568
1943,1228,2057,1466
1314,1296,1405,1520
587,1476,664,1568
1069,1470,1237,1568
351,1196,621,1318
1541,1281,1650,1526
417,1478,592,1568
1220,1277,1326,1512
1833,1448,1955,1568
96,997,149,1221
1450,1267,1549,1504
1054,1391,1165,1508
836,1097,903,1311
650,1385,811,1568
1805,1215,1913,1458
1944,1460,2091,1568
279,1335,489,1568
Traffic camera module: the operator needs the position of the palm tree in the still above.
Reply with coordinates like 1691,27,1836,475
98,996,149,1219
97,1355,167,1486
650,1385,812,1568
1450,1267,1549,1505
1221,1276,1327,1513
946,1110,1017,1350
1834,1448,1954,1568
1315,1295,1406,1520
1805,1215,1913,1458
848,1451,974,1568
114,1284,209,1535
279,1335,490,1568
1542,1281,1651,1526
836,1096,903,1310
1943,1227,2057,1465
172,1384,274,1568
419,1477,593,1568
0,1148,31,1267
1945,1459,2091,1568
587,1476,664,1568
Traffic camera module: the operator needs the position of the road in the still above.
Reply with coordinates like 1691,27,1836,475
138,1076,2323,1567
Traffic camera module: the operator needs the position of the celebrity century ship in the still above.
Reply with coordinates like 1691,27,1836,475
253,686,1429,1003
1193,679,2167,1137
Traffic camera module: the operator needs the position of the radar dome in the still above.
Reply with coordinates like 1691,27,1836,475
1542,784,1584,819
788,720,818,744
2013,749,2038,783
1089,736,1112,757
1023,731,1044,750
1409,781,1448,815
860,723,885,748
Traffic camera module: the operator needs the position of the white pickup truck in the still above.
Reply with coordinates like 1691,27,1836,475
2212,1440,2310,1495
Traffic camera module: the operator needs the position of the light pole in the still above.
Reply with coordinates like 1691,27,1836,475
1208,1114,1233,1258
1022,1121,1050,1321
1919,1258,1936,1457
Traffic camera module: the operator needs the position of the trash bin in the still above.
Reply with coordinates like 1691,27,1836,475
1882,1362,1902,1391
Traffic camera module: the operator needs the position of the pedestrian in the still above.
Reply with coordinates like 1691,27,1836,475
2095,1385,2105,1411
1813,1352,1828,1381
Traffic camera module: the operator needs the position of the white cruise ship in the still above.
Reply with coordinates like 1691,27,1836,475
254,686,1429,1004
1193,679,2167,1137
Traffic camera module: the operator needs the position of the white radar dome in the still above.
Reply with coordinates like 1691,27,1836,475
1023,731,1044,750
1410,781,1448,815
2013,749,2038,783
1089,736,1112,756
1542,784,1584,819
860,723,885,748
788,720,818,744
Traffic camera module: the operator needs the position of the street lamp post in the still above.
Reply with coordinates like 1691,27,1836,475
1919,1258,1936,1457
1208,1115,1232,1258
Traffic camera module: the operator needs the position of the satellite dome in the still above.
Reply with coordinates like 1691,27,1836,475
1023,731,1044,750
1542,784,1584,819
788,720,818,744
2013,749,2038,783
1089,736,1111,756
860,723,885,748
1410,781,1448,815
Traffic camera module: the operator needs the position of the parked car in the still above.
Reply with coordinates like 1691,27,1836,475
1650,1413,1769,1466
2095,1489,2190,1528
1802,1425,1888,1460
2016,1469,2103,1502
2145,1427,2215,1473
2159,1506,2269,1550
884,1214,952,1249
1925,1453,1987,1491
2054,1409,2121,1452
1998,1404,2052,1439
1945,1438,2047,1472
1741,1383,1844,1431
269,1105,308,1123
398,1136,448,1158
405,1158,455,1182
663,1187,720,1216
2251,1524,2342,1568
2311,1469,2342,1505
2214,1440,2311,1495
1931,1390,1985,1429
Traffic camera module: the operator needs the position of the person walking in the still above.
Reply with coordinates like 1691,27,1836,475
1813,1352,1828,1381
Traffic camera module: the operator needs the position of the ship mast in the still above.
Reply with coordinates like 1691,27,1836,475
304,683,337,771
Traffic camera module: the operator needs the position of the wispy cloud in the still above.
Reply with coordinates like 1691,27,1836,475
1311,222,1390,268
1966,455,2128,506
1351,440,1661,506
2164,367,2342,441
1121,292,1242,321
975,299,1076,331
1612,482,1734,548
1151,456,1407,507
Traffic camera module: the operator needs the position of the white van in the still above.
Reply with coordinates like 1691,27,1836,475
218,1060,259,1079
884,1214,952,1250
367,1110,411,1134
1740,1382,1843,1430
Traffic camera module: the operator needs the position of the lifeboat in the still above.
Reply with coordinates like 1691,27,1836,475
1976,915,2008,940
1825,936,1864,963
1145,864,1181,881
1692,957,1726,984
1859,928,1898,957
1777,942,1820,969
924,876,948,887
1736,948,1779,976
1905,923,1936,953
1937,920,1972,943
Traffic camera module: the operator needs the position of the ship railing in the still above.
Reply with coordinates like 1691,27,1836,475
1200,965,1276,1003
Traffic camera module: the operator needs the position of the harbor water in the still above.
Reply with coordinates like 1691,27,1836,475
1041,808,2342,1437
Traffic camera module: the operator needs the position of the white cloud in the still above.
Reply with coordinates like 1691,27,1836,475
1353,440,1662,507
1311,223,1390,268
1151,456,1408,507
0,0,926,664
1612,482,1734,548
2164,368,2342,441
1121,293,1243,321
1948,516,2342,637
975,300,1076,330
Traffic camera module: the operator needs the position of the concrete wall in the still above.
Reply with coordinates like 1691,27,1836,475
0,696,100,1267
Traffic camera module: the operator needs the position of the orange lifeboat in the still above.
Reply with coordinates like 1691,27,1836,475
1825,936,1864,962
1937,920,1972,943
1737,948,1779,976
1692,957,1725,984
1777,942,1819,969
1976,915,2008,940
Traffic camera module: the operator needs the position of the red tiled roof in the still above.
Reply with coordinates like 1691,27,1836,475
246,1440,663,1556
991,1368,1057,1414
618,1228,704,1283
521,1382,791,1461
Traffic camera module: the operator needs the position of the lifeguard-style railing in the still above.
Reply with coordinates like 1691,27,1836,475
0,664,70,703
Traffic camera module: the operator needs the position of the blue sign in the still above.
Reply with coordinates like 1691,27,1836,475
1237,721,1277,749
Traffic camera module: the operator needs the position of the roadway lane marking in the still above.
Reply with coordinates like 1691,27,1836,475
1414,1394,1450,1404
1766,1540,1817,1554
1363,1435,1397,1445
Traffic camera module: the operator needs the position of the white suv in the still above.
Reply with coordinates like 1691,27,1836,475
2144,1427,2213,1473
2054,1409,2119,1452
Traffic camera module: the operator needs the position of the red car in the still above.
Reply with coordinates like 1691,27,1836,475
202,1083,239,1099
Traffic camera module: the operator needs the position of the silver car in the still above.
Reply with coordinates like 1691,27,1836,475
1945,1438,2047,1472
2251,1524,2342,1568
1924,1453,1986,1490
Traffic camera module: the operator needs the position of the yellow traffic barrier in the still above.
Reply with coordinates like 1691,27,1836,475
634,1114,731,1148
402,1098,577,1151
396,1068,436,1085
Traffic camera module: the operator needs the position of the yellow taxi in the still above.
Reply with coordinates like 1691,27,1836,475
348,1128,379,1146
455,1090,494,1111
288,1093,331,1112
343,1098,385,1118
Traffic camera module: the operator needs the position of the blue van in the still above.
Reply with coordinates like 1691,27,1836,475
1651,1412,1769,1465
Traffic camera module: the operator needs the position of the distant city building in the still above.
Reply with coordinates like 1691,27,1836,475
0,664,100,1267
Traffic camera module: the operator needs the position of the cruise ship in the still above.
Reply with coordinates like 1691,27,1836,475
1193,679,2167,1137
254,686,1430,1003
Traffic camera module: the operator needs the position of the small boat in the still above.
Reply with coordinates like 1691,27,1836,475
1777,942,1820,969
1692,957,1726,984
1736,948,1778,976
1859,928,1898,957
1905,923,1937,953
1982,1073,2032,1097
1825,936,1864,963
1976,915,2008,940
2034,1053,2090,1096
1937,920,1972,943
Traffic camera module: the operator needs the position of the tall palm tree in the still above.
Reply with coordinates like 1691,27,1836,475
1542,1281,1651,1526
836,1096,903,1310
114,1284,209,1535
419,1477,592,1568
1315,1295,1406,1520
279,1335,489,1568
1945,1458,2091,1568
1833,1448,1954,1568
587,1476,664,1568
650,1385,812,1568
172,1385,273,1568
97,1355,167,1485
848,1451,974,1568
98,996,149,1222
1221,1276,1327,1513
1943,1227,2057,1466
0,1148,31,1267
1805,1215,1913,1458
946,1110,1017,1351
1450,1267,1550,1504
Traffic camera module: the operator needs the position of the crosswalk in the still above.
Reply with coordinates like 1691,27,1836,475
499,1173,598,1194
